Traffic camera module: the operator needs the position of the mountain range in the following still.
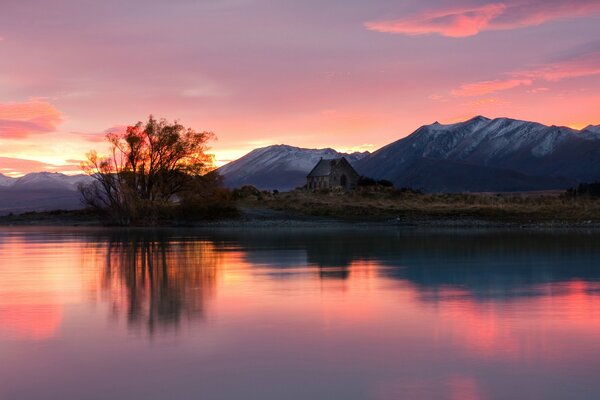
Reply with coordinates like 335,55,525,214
2,116,600,215
0,172,92,215
219,116,600,192
218,145,369,191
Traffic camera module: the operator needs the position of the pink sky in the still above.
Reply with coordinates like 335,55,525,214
1,0,600,176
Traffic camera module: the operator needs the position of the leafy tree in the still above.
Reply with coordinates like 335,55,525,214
80,116,224,225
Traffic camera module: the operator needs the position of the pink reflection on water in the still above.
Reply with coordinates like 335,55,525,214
419,279,600,362
0,304,62,340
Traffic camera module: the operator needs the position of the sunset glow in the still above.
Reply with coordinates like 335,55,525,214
1,0,600,175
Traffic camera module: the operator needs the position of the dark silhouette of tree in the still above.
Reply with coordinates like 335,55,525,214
80,116,227,225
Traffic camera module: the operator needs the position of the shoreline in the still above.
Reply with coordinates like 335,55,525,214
1,208,600,230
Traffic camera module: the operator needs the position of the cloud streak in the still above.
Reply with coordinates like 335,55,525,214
0,100,63,138
366,0,600,38
0,156,80,176
452,50,600,96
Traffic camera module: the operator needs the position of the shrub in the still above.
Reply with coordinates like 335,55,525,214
569,182,600,197
232,185,263,200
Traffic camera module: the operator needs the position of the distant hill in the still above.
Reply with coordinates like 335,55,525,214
0,172,92,215
10,172,93,191
218,145,369,191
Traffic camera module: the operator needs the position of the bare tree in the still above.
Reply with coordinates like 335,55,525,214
80,116,218,225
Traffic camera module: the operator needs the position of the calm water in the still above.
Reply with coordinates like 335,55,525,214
1,227,600,400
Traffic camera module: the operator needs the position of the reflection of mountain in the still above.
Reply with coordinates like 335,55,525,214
209,229,600,299
90,231,220,335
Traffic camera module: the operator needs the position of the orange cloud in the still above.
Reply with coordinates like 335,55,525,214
0,157,80,177
366,4,506,38
520,58,600,82
0,100,63,138
453,50,600,96
366,0,600,38
453,78,532,96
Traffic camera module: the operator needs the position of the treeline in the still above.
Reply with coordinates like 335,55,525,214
357,176,394,187
566,182,600,198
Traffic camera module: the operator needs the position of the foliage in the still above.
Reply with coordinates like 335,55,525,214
232,185,263,200
567,182,600,197
357,176,376,186
80,115,229,225
390,187,423,197
357,176,394,188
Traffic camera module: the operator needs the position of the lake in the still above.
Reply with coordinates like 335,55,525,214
1,227,599,400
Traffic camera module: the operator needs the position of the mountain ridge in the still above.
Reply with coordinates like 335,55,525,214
355,116,600,190
2,116,600,214
218,116,600,192
218,144,369,190
0,172,93,215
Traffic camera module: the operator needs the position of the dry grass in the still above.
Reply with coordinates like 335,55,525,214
239,189,600,223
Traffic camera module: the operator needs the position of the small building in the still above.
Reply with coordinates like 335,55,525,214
306,157,359,190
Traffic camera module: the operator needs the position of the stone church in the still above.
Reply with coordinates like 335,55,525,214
306,157,359,190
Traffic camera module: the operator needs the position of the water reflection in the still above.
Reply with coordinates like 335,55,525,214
2,227,600,399
86,232,219,335
72,229,600,337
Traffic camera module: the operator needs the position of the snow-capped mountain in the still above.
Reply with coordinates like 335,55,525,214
583,125,600,135
0,172,94,215
11,172,93,190
218,144,369,190
355,116,600,192
0,173,16,187
3,115,600,214
217,117,600,192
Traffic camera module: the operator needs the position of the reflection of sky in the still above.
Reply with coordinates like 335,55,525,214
1,227,600,399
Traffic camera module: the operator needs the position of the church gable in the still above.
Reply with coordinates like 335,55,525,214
306,157,359,190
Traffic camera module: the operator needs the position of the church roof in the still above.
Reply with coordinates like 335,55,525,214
307,158,345,178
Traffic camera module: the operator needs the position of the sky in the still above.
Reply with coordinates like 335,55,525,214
1,0,600,176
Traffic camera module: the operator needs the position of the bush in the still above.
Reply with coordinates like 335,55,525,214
176,188,237,221
358,176,377,187
232,185,263,200
358,176,394,188
569,182,600,197
390,187,423,198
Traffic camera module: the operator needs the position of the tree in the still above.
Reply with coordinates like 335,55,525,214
80,115,221,225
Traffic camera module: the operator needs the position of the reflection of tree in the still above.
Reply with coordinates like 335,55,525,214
98,235,219,335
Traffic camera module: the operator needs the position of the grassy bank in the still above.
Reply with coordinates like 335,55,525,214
3,189,600,227
0,209,102,226
241,189,600,225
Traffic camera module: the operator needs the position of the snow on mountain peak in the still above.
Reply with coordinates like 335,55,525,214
218,144,369,190
12,172,92,190
0,173,16,187
411,116,580,159
582,124,600,136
